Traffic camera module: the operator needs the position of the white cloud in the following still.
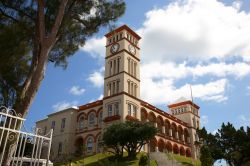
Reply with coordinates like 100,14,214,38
201,115,209,127
238,115,250,127
52,101,78,112
87,71,104,87
138,0,250,63
98,94,104,100
69,86,85,96
80,37,105,59
80,0,250,105
141,62,250,81
141,78,228,105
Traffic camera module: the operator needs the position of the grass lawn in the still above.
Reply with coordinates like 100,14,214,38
55,152,158,166
167,153,201,166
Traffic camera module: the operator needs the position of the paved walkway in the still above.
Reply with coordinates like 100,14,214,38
149,152,183,166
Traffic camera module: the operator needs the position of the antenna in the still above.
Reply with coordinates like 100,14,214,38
189,84,193,103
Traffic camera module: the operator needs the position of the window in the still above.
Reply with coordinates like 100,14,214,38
128,81,130,94
51,121,55,130
133,105,137,117
108,83,111,96
61,118,66,130
109,61,112,76
128,103,137,117
112,82,115,95
58,142,62,156
117,58,120,73
79,117,84,129
134,62,136,77
116,81,120,93
87,137,93,152
108,105,112,116
113,59,116,74
128,58,130,74
120,33,122,39
128,104,132,116
114,103,119,115
88,113,95,126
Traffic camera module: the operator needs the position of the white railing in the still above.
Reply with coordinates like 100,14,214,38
0,106,53,166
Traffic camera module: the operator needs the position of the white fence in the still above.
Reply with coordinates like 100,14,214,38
0,106,53,166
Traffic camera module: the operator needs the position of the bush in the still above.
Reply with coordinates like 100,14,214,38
139,154,148,166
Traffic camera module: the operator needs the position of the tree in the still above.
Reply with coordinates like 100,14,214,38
200,146,214,166
102,121,157,159
0,0,125,164
0,0,125,116
197,123,250,166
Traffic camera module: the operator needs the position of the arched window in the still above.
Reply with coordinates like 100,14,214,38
88,113,95,126
87,137,94,152
79,117,84,129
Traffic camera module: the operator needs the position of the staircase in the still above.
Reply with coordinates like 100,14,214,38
149,152,183,166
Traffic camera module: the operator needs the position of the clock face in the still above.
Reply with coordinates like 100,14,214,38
128,44,136,55
110,43,120,54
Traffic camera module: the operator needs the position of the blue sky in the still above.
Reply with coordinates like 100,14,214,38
25,0,250,164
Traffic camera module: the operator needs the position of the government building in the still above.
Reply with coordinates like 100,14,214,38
36,25,201,161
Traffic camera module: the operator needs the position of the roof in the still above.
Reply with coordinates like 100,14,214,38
168,100,200,109
105,25,141,40
78,100,103,111
140,100,189,127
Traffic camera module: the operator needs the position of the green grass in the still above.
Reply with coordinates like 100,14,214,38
167,153,201,166
55,152,158,166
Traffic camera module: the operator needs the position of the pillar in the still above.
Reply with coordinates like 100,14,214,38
169,129,172,137
162,126,165,134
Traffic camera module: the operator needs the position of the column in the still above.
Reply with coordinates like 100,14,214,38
169,129,172,137
128,58,130,74
131,60,133,75
176,132,179,140
162,126,165,134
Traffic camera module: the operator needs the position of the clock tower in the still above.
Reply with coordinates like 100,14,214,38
102,25,141,124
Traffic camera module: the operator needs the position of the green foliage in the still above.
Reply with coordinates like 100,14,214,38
197,123,250,166
138,154,148,166
103,121,157,159
0,0,125,108
200,146,214,166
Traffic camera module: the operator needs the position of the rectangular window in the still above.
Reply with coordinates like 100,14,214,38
110,61,112,76
58,142,62,156
128,59,130,74
117,58,120,73
133,105,137,117
108,105,112,117
116,81,119,93
113,82,115,95
113,60,116,74
134,63,136,77
114,103,119,115
128,104,132,116
108,83,111,96
128,82,130,94
61,118,66,129
51,121,55,130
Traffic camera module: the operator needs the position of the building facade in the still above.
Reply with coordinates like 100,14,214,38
36,25,201,161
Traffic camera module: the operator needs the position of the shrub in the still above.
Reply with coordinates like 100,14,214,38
139,154,148,166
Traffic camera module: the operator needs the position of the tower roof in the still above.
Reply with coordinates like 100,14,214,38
168,98,200,109
105,24,141,40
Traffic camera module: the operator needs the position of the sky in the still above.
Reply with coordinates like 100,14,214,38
24,0,250,164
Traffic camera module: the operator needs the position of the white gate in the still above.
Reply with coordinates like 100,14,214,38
0,106,53,166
